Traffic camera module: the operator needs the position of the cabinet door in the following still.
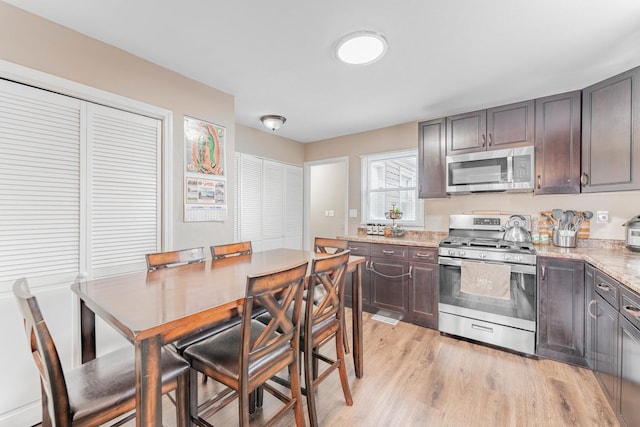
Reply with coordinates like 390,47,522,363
619,314,640,427
584,264,596,369
418,118,447,198
408,261,438,329
595,294,619,408
582,66,640,192
369,256,408,314
487,99,535,150
446,110,486,154
534,91,581,194
537,258,586,366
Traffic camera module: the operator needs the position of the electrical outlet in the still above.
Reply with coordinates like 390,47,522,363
349,209,358,218
596,211,609,224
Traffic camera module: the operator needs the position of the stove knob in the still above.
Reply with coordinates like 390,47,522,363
448,249,455,256
479,252,487,259
502,254,511,261
514,255,523,262
458,250,466,257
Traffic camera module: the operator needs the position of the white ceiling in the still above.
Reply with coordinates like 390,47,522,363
6,0,640,143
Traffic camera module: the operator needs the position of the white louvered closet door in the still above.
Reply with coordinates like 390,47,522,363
86,104,161,279
235,153,303,251
0,79,82,290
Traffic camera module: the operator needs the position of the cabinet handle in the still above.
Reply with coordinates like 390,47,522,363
580,173,589,186
487,133,493,146
587,299,598,319
481,134,486,147
623,305,640,320
537,175,541,189
541,265,545,280
367,262,412,279
348,246,359,251
382,250,395,255
415,252,434,259
596,283,611,294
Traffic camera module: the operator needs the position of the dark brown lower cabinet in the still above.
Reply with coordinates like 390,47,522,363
345,242,438,329
594,293,619,406
536,257,586,366
619,314,640,427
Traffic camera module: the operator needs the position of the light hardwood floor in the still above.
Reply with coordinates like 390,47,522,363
124,310,619,427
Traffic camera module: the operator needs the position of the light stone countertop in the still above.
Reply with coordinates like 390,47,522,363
338,234,640,295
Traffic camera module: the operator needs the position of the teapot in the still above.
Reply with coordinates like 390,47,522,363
503,215,532,243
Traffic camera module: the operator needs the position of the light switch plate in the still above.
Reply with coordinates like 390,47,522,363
349,209,358,217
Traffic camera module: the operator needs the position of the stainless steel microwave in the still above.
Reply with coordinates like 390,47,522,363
445,146,535,194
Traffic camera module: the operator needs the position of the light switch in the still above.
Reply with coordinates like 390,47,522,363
349,209,358,218
328,210,335,217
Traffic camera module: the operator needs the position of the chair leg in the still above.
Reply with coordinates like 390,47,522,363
336,328,353,406
239,386,250,427
289,354,306,427
41,386,52,427
175,370,190,427
342,316,350,354
189,369,199,421
304,341,320,427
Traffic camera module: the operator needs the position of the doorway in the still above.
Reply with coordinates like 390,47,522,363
303,157,349,250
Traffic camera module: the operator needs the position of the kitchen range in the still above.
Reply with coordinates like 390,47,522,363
438,214,537,355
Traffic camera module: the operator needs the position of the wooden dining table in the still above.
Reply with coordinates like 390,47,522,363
71,248,365,427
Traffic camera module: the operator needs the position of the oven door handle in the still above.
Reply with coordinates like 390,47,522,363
438,256,536,275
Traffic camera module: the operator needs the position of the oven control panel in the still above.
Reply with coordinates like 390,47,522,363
472,217,501,226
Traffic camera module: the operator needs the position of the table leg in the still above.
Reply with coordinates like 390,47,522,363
135,335,162,427
79,300,96,363
351,263,363,378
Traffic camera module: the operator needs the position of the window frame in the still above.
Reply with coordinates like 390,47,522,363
360,149,423,227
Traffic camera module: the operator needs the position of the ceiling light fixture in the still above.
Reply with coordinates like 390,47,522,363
260,115,287,131
336,30,387,65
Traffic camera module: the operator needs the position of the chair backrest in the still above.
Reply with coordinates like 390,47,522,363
211,241,253,259
13,278,72,425
241,260,308,376
306,251,350,336
146,247,206,271
314,237,349,254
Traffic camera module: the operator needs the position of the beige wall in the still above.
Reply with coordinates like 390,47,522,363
236,124,305,165
0,2,238,250
306,122,639,240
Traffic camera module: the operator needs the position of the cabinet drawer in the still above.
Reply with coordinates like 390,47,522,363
594,270,620,309
620,286,640,331
370,244,408,260
409,247,437,263
346,242,370,257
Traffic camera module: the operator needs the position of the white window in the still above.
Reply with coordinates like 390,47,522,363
361,149,423,226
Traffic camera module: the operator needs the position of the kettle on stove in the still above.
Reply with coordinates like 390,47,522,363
503,215,532,243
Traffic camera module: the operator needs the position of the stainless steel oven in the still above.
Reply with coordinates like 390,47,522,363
438,214,537,355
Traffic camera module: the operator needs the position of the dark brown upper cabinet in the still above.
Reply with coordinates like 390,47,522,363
446,99,535,154
581,66,640,193
534,91,581,194
418,118,447,198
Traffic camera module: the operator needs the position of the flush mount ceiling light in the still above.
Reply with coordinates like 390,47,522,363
260,115,286,131
336,30,387,65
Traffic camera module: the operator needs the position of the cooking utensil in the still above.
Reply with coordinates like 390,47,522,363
582,211,594,220
552,209,564,221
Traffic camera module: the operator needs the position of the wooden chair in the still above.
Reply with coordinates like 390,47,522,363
313,237,348,254
145,247,206,270
210,241,253,259
313,237,351,354
182,260,308,427
302,251,353,427
12,278,190,427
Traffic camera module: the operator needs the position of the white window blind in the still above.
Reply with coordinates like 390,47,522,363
0,80,82,290
235,153,302,251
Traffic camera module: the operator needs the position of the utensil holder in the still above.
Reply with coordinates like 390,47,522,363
552,230,576,248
